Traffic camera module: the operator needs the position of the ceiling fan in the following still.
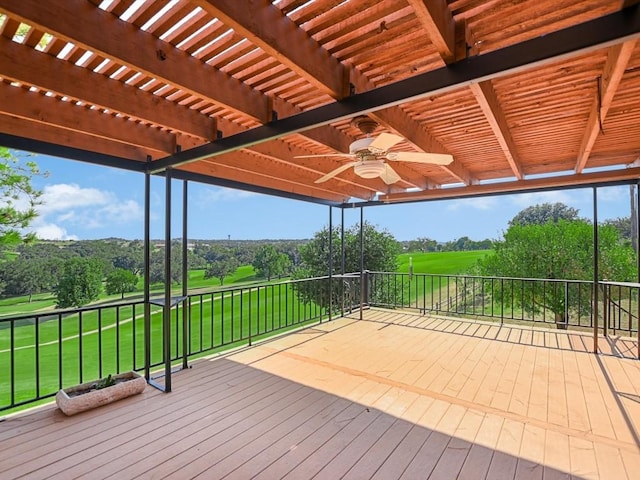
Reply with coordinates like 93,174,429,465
295,117,453,184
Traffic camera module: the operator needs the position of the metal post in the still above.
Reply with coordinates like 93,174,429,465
341,208,345,275
341,208,345,316
359,207,364,320
181,180,188,370
593,186,599,354
163,168,173,392
328,206,333,322
143,165,151,381
637,181,640,359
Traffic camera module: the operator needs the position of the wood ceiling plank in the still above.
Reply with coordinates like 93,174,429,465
194,0,348,99
0,82,176,154
406,0,455,63
0,0,271,123
0,36,216,141
575,40,636,172
469,80,524,179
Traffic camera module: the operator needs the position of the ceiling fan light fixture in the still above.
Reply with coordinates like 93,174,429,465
354,160,386,178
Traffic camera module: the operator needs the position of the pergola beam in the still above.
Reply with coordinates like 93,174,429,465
380,167,640,203
469,80,524,180
575,40,636,173
180,159,349,203
0,82,175,155
194,0,348,100
406,0,456,63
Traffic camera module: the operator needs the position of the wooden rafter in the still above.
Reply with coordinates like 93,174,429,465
0,0,272,123
406,0,455,63
381,167,640,203
0,82,175,154
575,40,636,173
193,0,348,100
181,157,350,203
0,36,216,142
469,80,524,180
0,114,155,162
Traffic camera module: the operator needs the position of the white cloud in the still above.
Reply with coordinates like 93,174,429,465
510,190,575,207
30,182,143,237
99,199,143,224
31,222,78,241
447,197,498,211
197,187,258,203
38,183,113,213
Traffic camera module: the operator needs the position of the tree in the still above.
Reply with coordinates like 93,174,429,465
149,243,183,284
508,202,579,227
105,268,138,299
204,257,239,285
200,246,237,285
477,219,635,328
293,222,401,311
0,257,62,301
55,257,103,308
253,245,291,281
0,147,44,247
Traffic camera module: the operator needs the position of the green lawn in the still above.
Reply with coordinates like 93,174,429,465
397,250,488,274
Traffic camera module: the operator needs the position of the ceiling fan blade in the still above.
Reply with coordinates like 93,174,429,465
387,151,454,165
368,132,403,152
314,162,357,183
294,153,355,159
380,164,402,185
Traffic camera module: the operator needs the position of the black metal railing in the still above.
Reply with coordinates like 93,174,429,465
367,272,640,336
4,272,637,413
0,275,362,413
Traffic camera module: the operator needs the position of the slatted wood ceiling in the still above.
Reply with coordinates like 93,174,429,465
0,1,639,205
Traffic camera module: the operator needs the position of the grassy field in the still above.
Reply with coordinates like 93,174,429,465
397,250,487,274
0,250,485,413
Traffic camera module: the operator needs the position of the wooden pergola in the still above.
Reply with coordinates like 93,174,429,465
2,1,640,387
0,0,639,206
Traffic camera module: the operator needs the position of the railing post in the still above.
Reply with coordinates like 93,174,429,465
564,282,569,330
181,180,189,370
360,270,370,320
602,283,608,337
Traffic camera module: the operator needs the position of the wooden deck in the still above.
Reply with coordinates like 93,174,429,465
2,309,640,479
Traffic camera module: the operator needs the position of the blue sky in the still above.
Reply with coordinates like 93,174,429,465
19,151,635,242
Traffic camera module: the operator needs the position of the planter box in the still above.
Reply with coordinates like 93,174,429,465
55,371,146,416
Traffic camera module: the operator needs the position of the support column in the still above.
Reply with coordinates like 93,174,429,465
637,181,640,359
359,207,365,320
328,206,333,322
341,208,345,316
341,208,345,275
143,165,151,381
163,168,173,392
181,180,188,370
593,187,599,354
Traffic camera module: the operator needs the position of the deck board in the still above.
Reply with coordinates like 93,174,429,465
1,308,639,479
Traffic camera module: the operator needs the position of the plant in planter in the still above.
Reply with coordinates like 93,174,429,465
55,371,146,416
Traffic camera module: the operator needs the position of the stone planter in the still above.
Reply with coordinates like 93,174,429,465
55,371,146,416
